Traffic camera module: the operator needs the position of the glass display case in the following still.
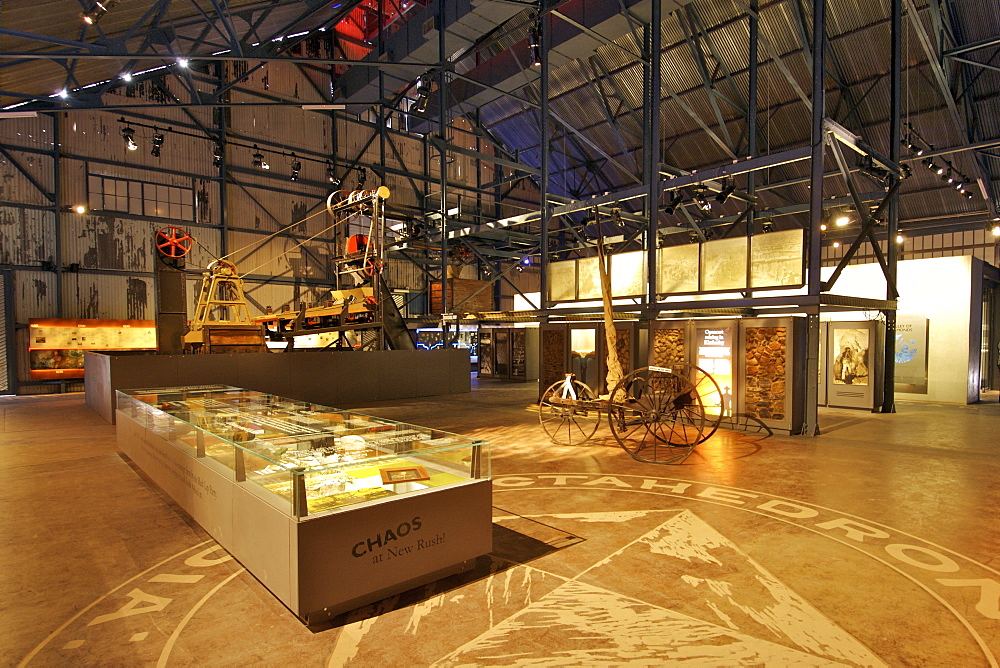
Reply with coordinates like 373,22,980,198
115,384,493,623
116,384,488,518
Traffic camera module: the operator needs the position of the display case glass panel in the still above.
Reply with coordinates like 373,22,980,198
700,237,748,292
657,244,699,294
610,250,645,297
117,385,489,518
749,229,804,288
577,257,602,300
548,260,578,302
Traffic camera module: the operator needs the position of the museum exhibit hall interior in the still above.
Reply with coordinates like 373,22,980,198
2,0,1000,665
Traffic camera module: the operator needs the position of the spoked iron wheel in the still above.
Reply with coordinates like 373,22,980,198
538,375,602,445
607,364,723,464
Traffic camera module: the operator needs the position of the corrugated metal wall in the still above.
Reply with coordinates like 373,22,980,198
822,229,998,266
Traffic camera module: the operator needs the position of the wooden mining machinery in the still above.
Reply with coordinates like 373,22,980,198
253,186,415,351
183,259,267,353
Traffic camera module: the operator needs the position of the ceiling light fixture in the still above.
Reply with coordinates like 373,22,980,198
693,189,711,212
150,129,164,157
663,192,684,215
413,78,432,113
991,224,1000,237
120,124,138,151
714,181,736,204
81,0,118,25
251,145,269,170
529,20,542,67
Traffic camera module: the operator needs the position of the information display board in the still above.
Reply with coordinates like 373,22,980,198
894,316,929,394
28,318,156,380
695,325,734,417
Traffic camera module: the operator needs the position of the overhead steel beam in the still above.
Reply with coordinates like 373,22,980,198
551,146,811,217
902,0,995,213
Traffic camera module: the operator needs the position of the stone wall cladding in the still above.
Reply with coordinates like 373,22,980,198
651,328,686,366
541,328,567,391
745,326,786,420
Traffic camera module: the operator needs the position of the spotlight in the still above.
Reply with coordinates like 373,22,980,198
290,156,301,181
663,192,684,215
357,167,367,188
820,223,828,231
944,169,954,184
688,231,700,243
150,129,164,158
935,164,946,176
610,208,624,229
833,241,841,248
413,78,431,113
251,145,269,170
963,189,973,199
120,125,138,151
122,72,133,82
896,233,905,244
177,58,189,69
900,164,912,179
693,189,711,212
529,22,542,67
57,89,68,99
212,142,223,167
835,214,850,227
715,181,736,204
81,0,117,25
761,219,773,233
991,224,1000,237
521,256,531,266
922,158,936,171
955,180,965,191
62,204,87,214
326,160,338,185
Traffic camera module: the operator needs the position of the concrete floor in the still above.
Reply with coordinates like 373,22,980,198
3,380,1000,666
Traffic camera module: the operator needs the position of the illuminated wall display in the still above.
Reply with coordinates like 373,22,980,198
696,326,733,416
28,318,156,380
894,316,929,394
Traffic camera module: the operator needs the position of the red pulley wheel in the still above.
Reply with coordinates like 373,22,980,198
155,226,193,258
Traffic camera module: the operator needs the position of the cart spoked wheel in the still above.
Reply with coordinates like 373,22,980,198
607,364,723,464
538,374,602,445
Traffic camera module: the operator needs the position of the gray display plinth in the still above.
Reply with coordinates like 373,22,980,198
115,398,492,624
87,349,472,423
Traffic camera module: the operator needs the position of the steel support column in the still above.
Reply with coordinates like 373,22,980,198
539,5,551,316
802,0,826,436
881,0,902,414
437,0,449,341
645,1,662,306
746,0,759,283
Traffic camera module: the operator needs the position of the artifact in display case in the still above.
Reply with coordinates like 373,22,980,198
28,318,156,380
115,385,491,623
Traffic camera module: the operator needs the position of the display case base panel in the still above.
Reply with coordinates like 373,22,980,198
116,410,492,623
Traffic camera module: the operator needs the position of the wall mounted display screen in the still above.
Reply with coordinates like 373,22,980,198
831,326,871,386
700,237,748,292
657,244,699,294
695,326,733,417
28,318,156,380
750,229,804,288
894,316,929,394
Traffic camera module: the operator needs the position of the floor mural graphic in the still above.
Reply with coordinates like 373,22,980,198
19,475,1000,666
